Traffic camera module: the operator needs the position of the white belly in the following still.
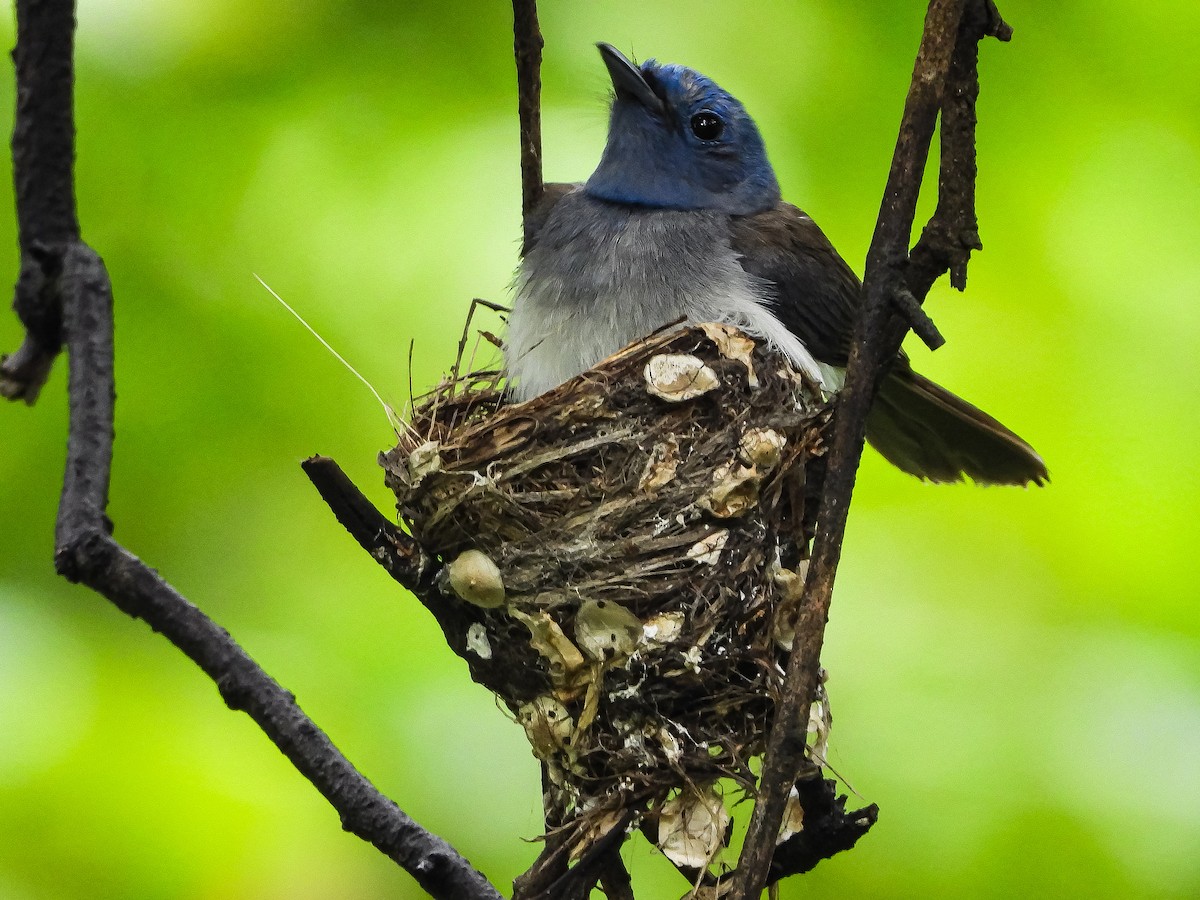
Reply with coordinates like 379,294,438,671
504,194,825,402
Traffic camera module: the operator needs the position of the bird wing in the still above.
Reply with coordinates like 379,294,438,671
521,182,581,257
728,202,865,368
731,204,1046,485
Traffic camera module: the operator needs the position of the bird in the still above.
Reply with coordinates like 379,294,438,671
504,42,1047,486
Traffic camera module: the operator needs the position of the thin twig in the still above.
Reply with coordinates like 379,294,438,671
729,1,1007,895
892,286,946,350
453,297,511,388
512,0,545,244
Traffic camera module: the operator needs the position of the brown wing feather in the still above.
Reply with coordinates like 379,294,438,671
729,202,863,367
867,368,1049,485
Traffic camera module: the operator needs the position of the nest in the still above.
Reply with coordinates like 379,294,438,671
382,323,834,870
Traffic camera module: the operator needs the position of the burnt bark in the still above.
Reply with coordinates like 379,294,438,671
1,0,79,401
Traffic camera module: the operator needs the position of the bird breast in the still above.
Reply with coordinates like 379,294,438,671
505,190,824,401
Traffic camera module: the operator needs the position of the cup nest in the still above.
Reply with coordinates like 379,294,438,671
382,323,833,867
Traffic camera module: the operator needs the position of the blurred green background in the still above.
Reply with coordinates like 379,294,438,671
1,1,1197,897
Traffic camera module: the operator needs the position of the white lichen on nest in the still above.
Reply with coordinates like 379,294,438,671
382,323,833,866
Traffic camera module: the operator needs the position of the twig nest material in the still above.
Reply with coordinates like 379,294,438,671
382,323,832,864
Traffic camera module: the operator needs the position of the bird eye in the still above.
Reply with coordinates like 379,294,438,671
690,111,723,141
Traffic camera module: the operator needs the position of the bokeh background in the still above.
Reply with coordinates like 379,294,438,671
1,1,1197,897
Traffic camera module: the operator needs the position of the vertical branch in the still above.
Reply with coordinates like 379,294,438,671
11,0,80,245
730,1,1010,895
512,0,544,244
54,243,114,551
910,0,1013,295
1,0,80,402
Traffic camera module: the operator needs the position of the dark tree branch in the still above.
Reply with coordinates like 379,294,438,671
729,2,1008,896
909,0,1012,296
1,0,80,402
511,832,571,899
514,811,637,900
3,3,501,897
597,848,635,900
300,455,428,590
892,286,946,350
766,775,879,883
512,0,544,245
302,455,552,705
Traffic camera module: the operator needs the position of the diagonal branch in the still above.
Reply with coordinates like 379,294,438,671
729,1,1009,895
3,2,501,897
300,454,429,591
301,455,552,705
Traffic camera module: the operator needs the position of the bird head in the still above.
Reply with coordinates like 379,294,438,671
585,43,781,215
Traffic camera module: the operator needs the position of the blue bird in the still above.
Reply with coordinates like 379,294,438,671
505,43,1046,485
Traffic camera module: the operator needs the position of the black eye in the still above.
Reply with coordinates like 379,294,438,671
690,111,723,141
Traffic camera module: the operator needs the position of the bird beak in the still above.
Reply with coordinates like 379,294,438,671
596,42,665,115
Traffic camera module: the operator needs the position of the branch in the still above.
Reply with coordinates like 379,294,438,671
766,775,879,882
729,1,1008,895
909,0,1013,295
300,454,429,591
1,0,80,402
302,455,552,704
3,3,501,897
511,811,638,900
512,0,544,245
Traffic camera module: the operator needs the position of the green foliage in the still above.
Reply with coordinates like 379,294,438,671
2,2,1198,897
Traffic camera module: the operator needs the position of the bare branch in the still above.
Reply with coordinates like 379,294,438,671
892,285,946,350
47,244,501,900
910,0,1013,295
597,848,635,900
729,1,1009,895
766,775,879,882
512,811,637,900
303,455,552,705
512,0,545,244
3,3,502,897
1,0,79,401
300,454,429,589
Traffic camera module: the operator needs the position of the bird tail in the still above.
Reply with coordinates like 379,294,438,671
864,368,1048,486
